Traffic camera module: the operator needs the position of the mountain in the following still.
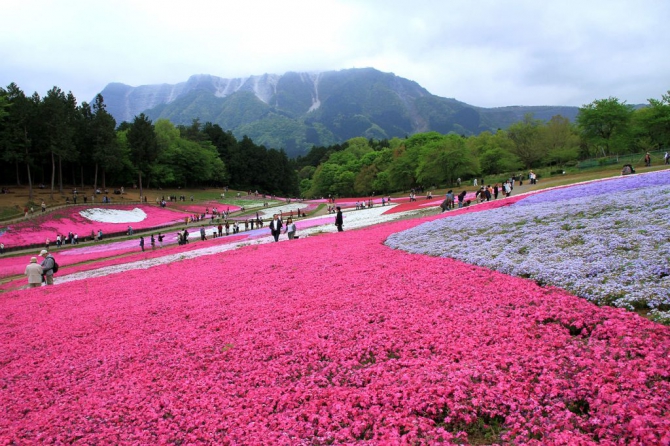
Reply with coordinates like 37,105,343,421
98,68,580,158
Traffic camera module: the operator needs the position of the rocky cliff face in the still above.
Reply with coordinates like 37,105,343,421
98,68,579,158
101,72,316,123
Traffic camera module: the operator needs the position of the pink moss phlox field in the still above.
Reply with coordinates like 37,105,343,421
382,193,478,215
1,214,669,444
0,205,187,248
168,201,241,214
0,234,248,291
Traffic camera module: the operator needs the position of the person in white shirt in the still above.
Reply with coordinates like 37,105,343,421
270,214,283,242
25,257,43,287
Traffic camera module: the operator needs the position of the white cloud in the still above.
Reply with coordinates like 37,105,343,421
1,0,668,107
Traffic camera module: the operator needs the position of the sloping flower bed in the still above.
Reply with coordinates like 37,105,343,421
166,201,241,214
0,205,187,249
1,199,669,444
386,171,670,324
0,204,427,285
382,192,479,215
0,233,248,291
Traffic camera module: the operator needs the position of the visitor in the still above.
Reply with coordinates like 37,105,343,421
504,181,512,197
445,190,454,209
0,243,4,255
139,236,145,252
335,206,344,232
285,218,297,240
158,232,164,248
200,226,206,241
25,257,43,288
644,152,651,167
39,250,56,285
270,214,283,242
151,234,156,250
457,191,467,208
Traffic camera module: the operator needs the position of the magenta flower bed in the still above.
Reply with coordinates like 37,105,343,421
0,205,187,249
168,201,241,214
0,233,249,290
1,216,668,444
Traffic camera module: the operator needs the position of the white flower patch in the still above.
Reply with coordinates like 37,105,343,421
79,208,148,223
57,205,428,286
253,202,313,217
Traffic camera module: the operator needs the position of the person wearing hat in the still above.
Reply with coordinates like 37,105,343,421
39,249,56,285
25,257,43,288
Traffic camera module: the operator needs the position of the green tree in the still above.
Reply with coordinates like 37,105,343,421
371,171,391,194
308,162,342,197
353,163,379,196
467,131,520,175
0,90,9,121
127,113,159,199
202,122,237,169
91,94,120,190
576,97,634,156
539,115,580,166
40,87,78,198
633,91,670,151
416,134,478,187
0,84,39,197
507,114,546,168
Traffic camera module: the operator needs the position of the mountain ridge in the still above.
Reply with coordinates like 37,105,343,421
98,68,581,157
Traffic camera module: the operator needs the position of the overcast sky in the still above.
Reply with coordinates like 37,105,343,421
2,0,668,108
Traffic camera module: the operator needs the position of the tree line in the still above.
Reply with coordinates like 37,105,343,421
2,82,668,201
0,83,299,201
294,93,670,197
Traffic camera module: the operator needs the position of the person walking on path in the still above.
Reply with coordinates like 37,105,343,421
270,214,283,242
139,236,145,252
25,257,43,288
285,218,297,240
39,250,55,285
158,233,164,248
150,234,156,250
335,206,344,232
